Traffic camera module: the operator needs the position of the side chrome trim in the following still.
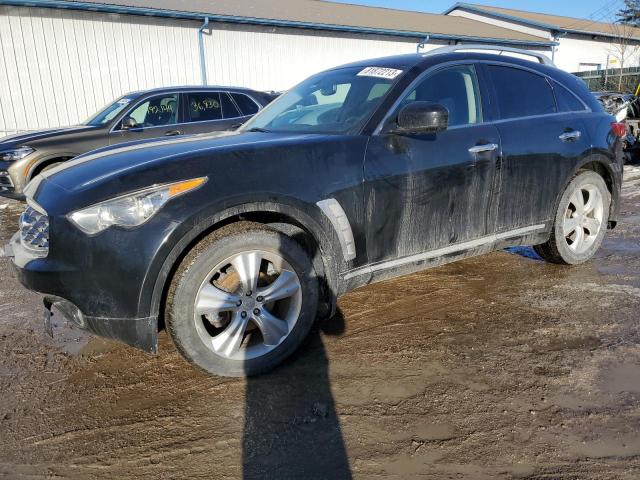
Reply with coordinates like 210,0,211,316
343,224,546,280
316,199,357,262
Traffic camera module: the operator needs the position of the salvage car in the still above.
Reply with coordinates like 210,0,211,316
6,46,624,377
0,86,276,199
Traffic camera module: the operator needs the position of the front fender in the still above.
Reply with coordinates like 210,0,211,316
141,197,347,321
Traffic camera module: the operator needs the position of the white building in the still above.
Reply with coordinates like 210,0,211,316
445,3,640,73
0,0,555,136
1,0,637,137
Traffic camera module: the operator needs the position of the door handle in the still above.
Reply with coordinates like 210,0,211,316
468,143,498,154
164,130,183,136
559,130,581,142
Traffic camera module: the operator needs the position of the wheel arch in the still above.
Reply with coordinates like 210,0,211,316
145,201,345,330
27,153,77,180
574,154,620,227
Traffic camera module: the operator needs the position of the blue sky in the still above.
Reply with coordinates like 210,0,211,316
330,1,622,22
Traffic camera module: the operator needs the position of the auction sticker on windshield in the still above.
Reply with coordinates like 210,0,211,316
357,67,403,80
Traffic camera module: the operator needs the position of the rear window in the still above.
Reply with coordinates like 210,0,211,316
487,65,556,119
231,93,260,116
554,83,588,113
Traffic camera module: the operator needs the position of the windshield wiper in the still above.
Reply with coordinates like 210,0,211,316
246,127,271,133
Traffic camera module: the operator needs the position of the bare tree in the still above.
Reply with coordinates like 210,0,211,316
608,21,640,91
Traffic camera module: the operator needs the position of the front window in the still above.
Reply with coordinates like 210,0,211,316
241,66,402,134
398,65,482,127
125,94,179,128
84,95,137,126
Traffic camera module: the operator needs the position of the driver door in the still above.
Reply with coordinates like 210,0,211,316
109,93,182,144
364,64,501,265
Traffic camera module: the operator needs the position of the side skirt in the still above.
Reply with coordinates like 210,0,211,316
340,224,549,292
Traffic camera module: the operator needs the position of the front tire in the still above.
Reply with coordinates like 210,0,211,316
535,170,610,265
166,222,319,377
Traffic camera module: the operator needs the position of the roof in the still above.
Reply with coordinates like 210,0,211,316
0,0,555,47
445,3,640,41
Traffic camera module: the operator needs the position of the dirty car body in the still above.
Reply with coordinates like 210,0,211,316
7,50,624,375
0,86,275,199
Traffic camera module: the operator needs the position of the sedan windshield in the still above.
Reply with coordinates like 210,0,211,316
241,66,402,134
83,95,138,126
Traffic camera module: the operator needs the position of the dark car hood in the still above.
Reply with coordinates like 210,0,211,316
0,125,99,149
35,130,319,195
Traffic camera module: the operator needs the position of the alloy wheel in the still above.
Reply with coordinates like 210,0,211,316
563,183,604,254
193,250,302,360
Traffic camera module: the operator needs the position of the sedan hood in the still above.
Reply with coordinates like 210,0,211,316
0,126,99,149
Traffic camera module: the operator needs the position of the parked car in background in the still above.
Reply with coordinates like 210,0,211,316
593,92,640,164
0,86,277,199
7,46,624,377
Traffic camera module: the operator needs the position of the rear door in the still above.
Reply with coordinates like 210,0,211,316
482,64,591,231
364,64,502,265
182,91,246,134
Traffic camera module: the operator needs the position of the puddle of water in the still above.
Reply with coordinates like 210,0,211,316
600,363,640,394
504,246,543,261
571,435,640,458
602,238,640,254
542,335,602,352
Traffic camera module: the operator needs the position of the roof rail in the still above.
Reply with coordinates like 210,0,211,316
425,44,555,66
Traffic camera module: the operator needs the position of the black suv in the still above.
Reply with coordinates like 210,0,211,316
7,46,624,377
0,86,276,199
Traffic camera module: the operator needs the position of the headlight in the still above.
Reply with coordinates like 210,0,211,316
68,177,207,235
1,146,34,162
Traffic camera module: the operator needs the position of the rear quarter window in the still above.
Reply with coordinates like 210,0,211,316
230,93,260,116
554,82,588,113
487,65,556,120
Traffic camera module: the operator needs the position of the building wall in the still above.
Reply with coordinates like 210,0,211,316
0,6,427,136
447,8,640,73
553,34,638,73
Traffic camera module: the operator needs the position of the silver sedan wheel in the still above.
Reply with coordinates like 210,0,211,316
563,183,605,254
193,250,302,361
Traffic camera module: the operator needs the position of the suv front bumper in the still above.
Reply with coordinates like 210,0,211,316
5,232,158,353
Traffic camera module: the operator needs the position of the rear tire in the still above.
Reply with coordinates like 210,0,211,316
534,170,610,265
166,222,318,377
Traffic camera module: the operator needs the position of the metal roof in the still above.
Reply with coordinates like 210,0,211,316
445,3,640,41
0,0,555,47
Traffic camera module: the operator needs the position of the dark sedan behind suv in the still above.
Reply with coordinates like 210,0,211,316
7,46,624,377
0,86,276,199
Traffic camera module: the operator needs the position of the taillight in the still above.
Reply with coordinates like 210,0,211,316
611,122,627,138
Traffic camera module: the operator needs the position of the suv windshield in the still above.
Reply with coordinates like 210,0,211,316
241,66,401,134
84,95,138,126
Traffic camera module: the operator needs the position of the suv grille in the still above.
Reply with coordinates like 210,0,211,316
19,206,49,256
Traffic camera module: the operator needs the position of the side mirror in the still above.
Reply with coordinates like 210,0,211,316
394,102,449,134
120,117,139,130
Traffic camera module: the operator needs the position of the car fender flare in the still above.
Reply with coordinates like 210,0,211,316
143,199,348,322
570,153,621,221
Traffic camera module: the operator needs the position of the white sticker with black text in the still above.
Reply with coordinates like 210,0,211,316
357,67,403,80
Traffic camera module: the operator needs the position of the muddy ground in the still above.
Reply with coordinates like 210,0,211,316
0,167,639,479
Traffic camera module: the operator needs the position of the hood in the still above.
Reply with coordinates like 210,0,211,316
0,125,99,149
35,130,316,194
